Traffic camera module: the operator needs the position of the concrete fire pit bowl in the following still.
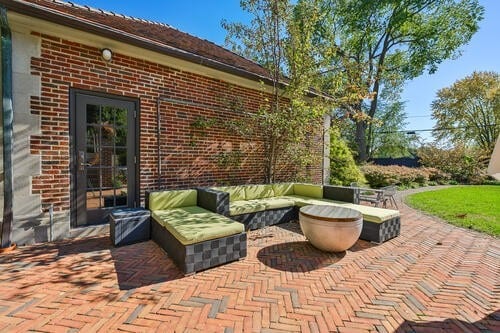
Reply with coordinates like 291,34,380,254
299,205,363,252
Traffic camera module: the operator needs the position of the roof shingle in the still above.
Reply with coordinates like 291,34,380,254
6,0,270,80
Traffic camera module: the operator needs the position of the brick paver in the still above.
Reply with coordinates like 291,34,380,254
0,196,498,332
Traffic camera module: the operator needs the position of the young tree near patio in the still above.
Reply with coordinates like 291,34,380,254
318,0,484,162
329,127,365,185
431,71,500,153
223,0,330,183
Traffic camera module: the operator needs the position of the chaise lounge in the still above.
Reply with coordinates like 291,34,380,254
147,189,247,274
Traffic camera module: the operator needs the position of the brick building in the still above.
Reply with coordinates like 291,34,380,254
0,0,330,245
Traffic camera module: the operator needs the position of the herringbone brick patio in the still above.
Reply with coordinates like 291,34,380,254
0,196,498,332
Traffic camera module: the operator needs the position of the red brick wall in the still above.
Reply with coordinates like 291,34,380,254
29,32,323,210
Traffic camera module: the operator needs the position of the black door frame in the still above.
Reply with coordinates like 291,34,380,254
69,89,140,228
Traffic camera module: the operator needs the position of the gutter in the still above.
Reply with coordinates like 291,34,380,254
0,5,13,249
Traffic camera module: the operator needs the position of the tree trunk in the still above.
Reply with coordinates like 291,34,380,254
355,121,368,163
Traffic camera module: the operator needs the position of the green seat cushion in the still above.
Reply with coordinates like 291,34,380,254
293,184,323,199
272,183,295,196
244,184,274,200
229,199,267,216
152,206,244,245
262,197,296,210
212,186,246,202
149,190,197,210
283,195,347,208
344,204,400,223
286,195,399,222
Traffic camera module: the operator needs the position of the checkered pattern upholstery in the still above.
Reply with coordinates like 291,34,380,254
110,208,151,246
196,188,230,216
232,207,298,230
360,217,401,243
152,218,246,275
185,233,247,273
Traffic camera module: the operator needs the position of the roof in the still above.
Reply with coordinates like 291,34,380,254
1,0,271,82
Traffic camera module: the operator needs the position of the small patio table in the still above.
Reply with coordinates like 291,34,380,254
110,208,151,246
299,205,362,252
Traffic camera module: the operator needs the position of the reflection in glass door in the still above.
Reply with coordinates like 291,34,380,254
73,93,136,226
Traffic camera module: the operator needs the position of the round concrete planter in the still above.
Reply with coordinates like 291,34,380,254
299,205,362,252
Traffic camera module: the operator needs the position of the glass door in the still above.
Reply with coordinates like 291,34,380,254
73,93,136,226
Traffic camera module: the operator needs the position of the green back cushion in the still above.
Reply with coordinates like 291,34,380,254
213,186,246,202
149,189,197,210
244,185,274,200
293,184,323,199
272,183,295,196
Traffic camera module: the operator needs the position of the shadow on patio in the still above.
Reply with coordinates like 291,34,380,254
257,241,346,272
0,236,183,296
397,310,500,332
254,220,378,272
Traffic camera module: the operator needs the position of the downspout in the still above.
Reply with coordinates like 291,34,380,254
0,6,14,249
156,98,162,189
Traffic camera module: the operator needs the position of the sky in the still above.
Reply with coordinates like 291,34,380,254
77,0,500,142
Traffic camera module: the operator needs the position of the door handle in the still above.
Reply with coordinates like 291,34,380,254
78,151,91,171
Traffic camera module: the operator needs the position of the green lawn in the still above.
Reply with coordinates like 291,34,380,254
405,186,500,237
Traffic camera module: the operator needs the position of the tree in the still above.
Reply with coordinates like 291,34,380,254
317,0,484,162
336,87,416,159
431,71,500,153
329,127,365,185
223,0,328,183
368,87,413,158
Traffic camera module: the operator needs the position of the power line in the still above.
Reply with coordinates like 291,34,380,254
378,124,499,134
406,115,433,118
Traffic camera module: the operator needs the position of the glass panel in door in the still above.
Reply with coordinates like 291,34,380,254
75,94,136,226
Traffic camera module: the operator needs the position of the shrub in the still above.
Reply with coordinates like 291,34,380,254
424,167,451,184
361,165,402,187
417,144,488,184
482,179,500,185
361,164,436,188
330,128,366,185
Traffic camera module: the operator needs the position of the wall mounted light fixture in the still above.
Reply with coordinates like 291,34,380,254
101,48,113,62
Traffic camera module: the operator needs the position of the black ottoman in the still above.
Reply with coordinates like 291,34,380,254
110,208,151,246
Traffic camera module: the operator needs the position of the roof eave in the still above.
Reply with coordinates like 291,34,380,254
0,0,276,86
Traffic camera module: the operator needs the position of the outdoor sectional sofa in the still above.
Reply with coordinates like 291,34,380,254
197,183,400,243
146,183,400,275
146,189,247,274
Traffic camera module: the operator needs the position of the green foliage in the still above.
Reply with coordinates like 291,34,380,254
432,71,500,153
215,150,244,169
223,0,329,183
361,164,447,188
189,116,218,146
406,186,500,236
417,144,489,184
316,0,484,161
367,86,414,158
329,128,365,185
190,116,217,130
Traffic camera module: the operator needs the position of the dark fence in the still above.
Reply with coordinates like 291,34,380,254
370,157,420,168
